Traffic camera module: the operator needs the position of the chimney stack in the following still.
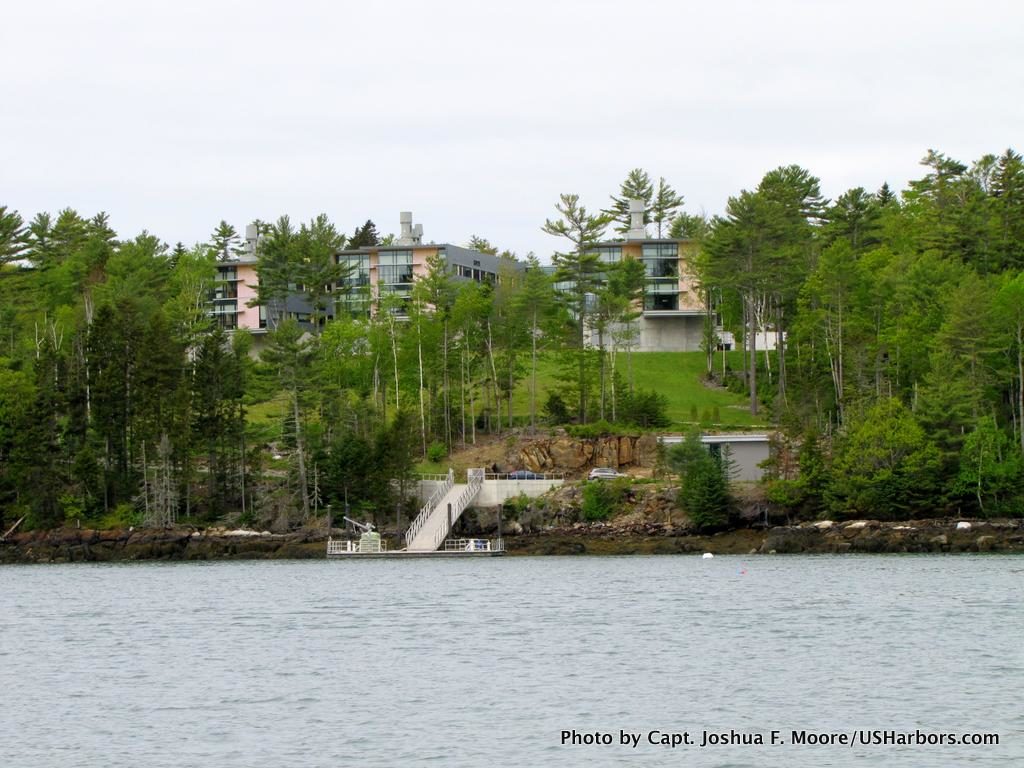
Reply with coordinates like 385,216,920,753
397,212,423,246
626,199,647,241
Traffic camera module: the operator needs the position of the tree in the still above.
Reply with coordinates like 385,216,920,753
209,220,243,261
542,193,611,422
349,219,380,249
250,216,296,330
192,329,245,518
466,236,498,254
513,256,558,432
0,206,28,268
669,212,709,240
605,168,653,234
264,320,315,519
994,272,1024,453
295,214,349,334
953,417,1024,516
668,430,730,529
826,399,942,519
651,177,684,238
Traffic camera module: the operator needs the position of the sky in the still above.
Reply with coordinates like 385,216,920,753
2,0,1023,261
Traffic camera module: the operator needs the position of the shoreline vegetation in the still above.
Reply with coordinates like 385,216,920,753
2,518,1022,564
3,153,1024,538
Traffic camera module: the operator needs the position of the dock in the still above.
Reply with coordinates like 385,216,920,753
326,466,562,558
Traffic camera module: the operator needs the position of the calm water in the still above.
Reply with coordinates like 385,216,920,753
1,555,1021,767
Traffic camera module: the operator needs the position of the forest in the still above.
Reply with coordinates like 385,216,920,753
1,148,1022,533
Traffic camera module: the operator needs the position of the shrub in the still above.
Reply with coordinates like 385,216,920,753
619,388,671,428
544,392,571,425
567,419,617,439
426,441,447,463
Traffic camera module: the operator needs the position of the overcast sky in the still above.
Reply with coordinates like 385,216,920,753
3,0,1022,260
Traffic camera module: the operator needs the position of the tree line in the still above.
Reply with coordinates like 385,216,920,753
2,151,1023,531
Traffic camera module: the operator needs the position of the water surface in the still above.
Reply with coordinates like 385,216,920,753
1,555,1021,766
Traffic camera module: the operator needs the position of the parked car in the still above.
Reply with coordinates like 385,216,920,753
508,470,542,480
588,467,625,480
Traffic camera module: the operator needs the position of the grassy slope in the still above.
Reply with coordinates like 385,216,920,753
248,351,767,440
509,351,766,429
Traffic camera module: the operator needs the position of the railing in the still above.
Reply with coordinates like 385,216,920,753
405,468,454,547
483,472,564,481
431,470,484,549
443,538,503,553
326,538,388,555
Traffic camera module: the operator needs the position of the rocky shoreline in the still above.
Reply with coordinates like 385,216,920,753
2,518,1023,563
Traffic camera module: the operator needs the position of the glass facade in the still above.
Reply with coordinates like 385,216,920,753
377,249,414,313
336,253,372,317
594,246,621,264
642,243,679,311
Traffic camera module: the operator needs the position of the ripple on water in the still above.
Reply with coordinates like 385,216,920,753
0,555,1021,768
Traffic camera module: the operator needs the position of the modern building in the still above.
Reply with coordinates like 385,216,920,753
660,433,772,482
210,227,262,332
210,214,508,335
546,200,707,352
333,212,508,318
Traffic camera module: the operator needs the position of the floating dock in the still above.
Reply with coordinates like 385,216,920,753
326,537,505,558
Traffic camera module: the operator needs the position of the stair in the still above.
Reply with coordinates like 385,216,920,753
405,469,484,551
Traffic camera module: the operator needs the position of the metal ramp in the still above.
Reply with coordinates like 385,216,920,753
404,469,483,551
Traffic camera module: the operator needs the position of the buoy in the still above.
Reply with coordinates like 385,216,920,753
702,552,714,559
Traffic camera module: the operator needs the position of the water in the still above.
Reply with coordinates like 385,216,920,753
1,555,1021,767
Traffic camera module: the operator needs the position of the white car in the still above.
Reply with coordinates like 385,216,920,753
588,467,625,480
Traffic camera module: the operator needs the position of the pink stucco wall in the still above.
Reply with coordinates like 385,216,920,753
235,263,262,331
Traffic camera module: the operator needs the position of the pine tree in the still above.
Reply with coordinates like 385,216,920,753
651,177,684,238
349,219,380,249
209,220,242,261
0,206,28,268
295,213,349,334
604,168,654,234
542,193,611,422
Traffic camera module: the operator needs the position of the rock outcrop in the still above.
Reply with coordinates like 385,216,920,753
513,433,660,473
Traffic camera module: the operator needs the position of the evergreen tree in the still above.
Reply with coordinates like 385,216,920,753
669,430,730,529
651,177,684,238
0,206,28,268
209,220,242,261
249,215,297,330
349,219,380,249
467,236,498,254
295,213,349,334
604,168,654,234
542,193,611,422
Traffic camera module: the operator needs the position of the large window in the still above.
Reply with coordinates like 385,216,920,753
337,254,371,288
378,250,414,286
594,246,621,264
377,250,414,314
642,243,679,310
641,243,678,277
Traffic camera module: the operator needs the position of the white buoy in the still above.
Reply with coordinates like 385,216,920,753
702,552,714,559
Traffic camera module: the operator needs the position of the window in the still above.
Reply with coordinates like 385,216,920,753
337,253,371,289
642,243,679,310
378,250,414,286
594,246,621,264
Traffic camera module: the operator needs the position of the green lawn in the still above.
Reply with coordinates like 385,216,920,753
247,351,767,439
509,351,766,429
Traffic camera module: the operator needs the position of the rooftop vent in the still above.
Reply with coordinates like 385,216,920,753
626,199,648,241
397,212,423,246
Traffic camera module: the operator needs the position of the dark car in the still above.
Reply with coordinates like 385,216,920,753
508,470,542,480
